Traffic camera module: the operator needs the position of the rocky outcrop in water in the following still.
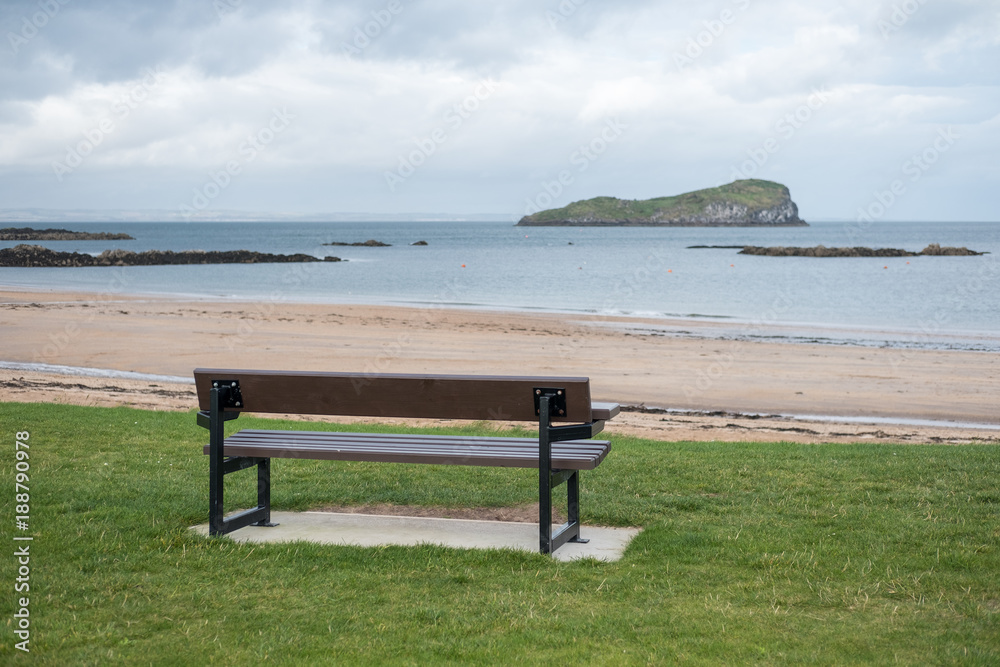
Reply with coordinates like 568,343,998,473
323,239,390,247
0,244,342,267
0,227,134,241
917,243,985,256
738,243,985,257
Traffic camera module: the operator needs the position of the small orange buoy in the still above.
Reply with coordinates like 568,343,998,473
461,264,466,268
883,266,888,269
667,269,672,273
730,264,735,267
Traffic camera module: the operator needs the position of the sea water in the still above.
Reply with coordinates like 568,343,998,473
1,219,997,350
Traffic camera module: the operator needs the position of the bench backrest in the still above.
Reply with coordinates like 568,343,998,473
193,368,598,422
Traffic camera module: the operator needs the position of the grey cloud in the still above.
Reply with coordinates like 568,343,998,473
3,0,307,96
0,0,997,220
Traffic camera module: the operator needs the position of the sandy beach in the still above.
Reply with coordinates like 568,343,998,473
2,288,997,444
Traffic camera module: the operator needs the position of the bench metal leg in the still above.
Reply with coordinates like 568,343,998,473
547,472,586,553
254,457,277,528
208,385,277,536
539,395,553,554
566,471,589,544
208,386,227,535
538,392,592,554
538,394,588,554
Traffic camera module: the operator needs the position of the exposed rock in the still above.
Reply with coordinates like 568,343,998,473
323,239,390,247
918,243,983,256
0,227,134,241
411,240,429,246
739,244,986,257
0,244,342,267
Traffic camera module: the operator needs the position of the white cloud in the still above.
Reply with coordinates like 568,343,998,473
0,0,996,219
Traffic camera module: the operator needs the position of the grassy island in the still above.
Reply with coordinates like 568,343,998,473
517,179,806,227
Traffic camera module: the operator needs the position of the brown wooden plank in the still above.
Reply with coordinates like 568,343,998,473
206,443,606,470
217,440,609,467
226,430,607,458
224,432,610,462
221,431,611,460
201,431,611,470
194,369,595,422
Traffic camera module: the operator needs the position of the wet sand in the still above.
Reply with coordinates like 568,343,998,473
2,288,997,444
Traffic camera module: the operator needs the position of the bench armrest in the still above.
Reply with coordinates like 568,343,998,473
591,402,620,421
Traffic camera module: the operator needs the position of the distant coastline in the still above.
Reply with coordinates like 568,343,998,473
0,210,511,224
0,227,134,241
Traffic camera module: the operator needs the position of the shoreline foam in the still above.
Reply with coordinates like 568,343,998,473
4,283,998,352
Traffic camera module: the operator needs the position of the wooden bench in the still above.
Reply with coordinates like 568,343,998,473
194,369,619,554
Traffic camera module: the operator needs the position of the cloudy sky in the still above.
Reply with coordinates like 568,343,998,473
1,0,997,221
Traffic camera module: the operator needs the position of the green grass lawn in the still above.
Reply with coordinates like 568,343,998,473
2,402,998,664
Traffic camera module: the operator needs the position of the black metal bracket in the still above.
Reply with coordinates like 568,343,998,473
548,420,605,442
197,410,240,430
533,387,566,417
211,379,243,409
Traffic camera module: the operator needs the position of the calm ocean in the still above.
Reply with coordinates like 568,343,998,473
2,220,998,351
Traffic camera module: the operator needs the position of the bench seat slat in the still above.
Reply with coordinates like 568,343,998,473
207,443,608,470
231,431,544,445
225,429,609,452
222,439,609,459
219,437,610,459
225,429,610,450
214,442,610,467
204,430,611,470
